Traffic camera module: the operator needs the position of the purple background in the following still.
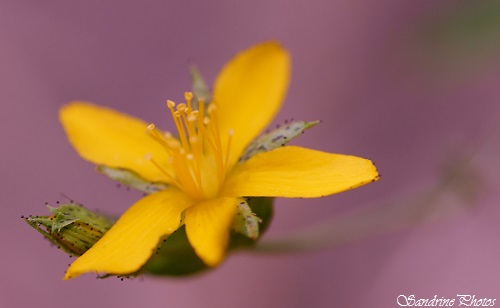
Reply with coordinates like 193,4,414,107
2,1,499,307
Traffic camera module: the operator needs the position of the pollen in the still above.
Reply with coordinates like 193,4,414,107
147,92,233,201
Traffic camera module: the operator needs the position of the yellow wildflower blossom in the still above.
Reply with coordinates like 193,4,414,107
60,42,379,279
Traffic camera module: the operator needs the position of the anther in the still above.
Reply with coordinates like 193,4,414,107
189,136,199,144
185,92,193,111
167,100,176,109
207,104,217,113
176,103,186,112
166,139,181,149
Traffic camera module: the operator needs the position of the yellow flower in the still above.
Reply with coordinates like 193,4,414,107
60,42,379,279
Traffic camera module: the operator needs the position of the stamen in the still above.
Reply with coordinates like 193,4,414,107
187,135,204,191
180,109,196,141
171,151,201,198
166,100,176,109
169,107,189,151
195,101,205,152
207,103,217,114
206,105,223,156
167,101,187,148
149,95,233,200
163,132,181,149
197,99,205,130
189,136,199,144
176,103,186,113
146,123,174,155
205,115,225,183
184,92,193,110
144,154,178,186
225,129,234,168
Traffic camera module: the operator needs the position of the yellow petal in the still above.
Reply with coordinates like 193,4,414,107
222,146,379,198
213,42,291,165
64,188,193,279
60,102,171,183
184,197,239,266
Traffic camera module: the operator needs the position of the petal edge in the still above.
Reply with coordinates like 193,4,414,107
184,197,239,267
64,188,193,279
222,146,379,198
60,102,171,183
213,42,291,165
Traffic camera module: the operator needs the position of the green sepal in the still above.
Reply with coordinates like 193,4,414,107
230,199,262,240
47,206,79,232
24,216,79,256
142,226,208,276
228,197,274,250
190,65,211,108
24,203,115,256
97,165,168,194
239,120,320,162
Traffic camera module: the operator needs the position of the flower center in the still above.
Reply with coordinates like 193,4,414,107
147,92,233,201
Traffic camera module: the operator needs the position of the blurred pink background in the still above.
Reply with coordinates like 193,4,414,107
2,1,499,307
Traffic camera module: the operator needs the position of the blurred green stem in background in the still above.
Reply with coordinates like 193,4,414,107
420,1,500,71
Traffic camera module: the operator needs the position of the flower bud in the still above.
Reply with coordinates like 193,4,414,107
23,203,114,256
